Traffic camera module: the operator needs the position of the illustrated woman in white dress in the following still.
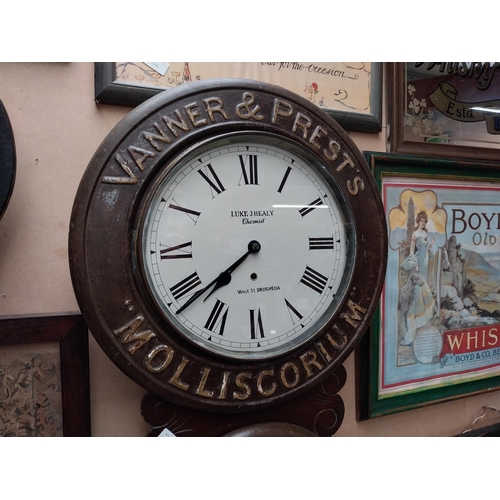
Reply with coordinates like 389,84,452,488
399,211,436,346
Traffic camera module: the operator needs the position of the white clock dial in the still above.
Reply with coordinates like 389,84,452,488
139,133,353,360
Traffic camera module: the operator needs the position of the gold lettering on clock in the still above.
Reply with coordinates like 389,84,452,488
326,329,348,351
142,122,173,151
256,369,277,397
280,362,300,388
145,344,174,373
113,315,156,355
168,356,190,391
233,372,252,400
347,176,365,196
309,125,328,150
203,97,229,122
236,92,264,121
195,367,215,398
102,153,138,185
127,145,156,171
163,109,191,137
300,350,324,378
341,299,367,328
292,111,312,138
271,98,294,123
316,340,333,362
184,102,208,128
218,371,231,400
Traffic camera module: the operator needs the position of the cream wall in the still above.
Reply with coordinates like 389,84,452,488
1,62,499,437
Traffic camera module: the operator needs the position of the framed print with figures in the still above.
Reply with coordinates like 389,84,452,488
94,62,383,133
358,152,500,419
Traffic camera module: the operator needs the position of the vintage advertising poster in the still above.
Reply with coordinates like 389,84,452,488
380,174,500,399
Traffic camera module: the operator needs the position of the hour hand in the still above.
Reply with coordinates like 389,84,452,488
175,240,260,315
204,240,261,301
204,272,231,301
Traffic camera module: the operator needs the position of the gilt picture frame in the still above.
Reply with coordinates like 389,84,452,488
94,62,383,133
0,313,91,436
358,152,500,419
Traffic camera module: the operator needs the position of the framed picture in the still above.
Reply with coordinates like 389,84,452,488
94,62,383,133
0,313,91,436
387,62,500,161
357,152,500,419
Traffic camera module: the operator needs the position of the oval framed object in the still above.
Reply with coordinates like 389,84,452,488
0,100,16,220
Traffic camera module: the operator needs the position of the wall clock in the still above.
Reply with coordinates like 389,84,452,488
69,78,387,413
0,99,16,220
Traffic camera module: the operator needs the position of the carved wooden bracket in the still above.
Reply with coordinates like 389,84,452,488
141,365,346,437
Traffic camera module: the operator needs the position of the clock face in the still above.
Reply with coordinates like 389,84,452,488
138,133,353,360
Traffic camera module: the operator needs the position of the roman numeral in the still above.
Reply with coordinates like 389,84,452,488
239,154,258,185
250,308,265,339
168,200,201,223
170,272,202,301
277,166,292,193
198,163,226,196
160,241,192,259
300,266,328,294
204,299,228,335
284,298,303,325
298,197,324,217
309,237,334,250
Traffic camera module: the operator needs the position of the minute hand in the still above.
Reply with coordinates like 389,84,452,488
175,240,261,315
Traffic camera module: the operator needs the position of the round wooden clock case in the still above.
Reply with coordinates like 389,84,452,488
69,79,387,413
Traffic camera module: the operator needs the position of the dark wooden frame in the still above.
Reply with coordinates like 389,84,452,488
357,152,500,420
0,99,16,220
386,62,500,161
0,313,91,436
94,62,384,133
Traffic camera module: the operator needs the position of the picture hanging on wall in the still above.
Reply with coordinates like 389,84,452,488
0,314,91,436
357,152,500,419
94,62,383,133
387,62,500,161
